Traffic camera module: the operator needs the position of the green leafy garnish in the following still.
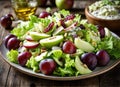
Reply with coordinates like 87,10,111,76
26,56,39,72
97,35,120,59
58,9,70,17
53,54,77,76
7,50,18,63
102,0,120,6
11,21,33,40
52,49,63,58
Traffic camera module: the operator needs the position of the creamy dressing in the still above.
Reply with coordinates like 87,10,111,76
89,1,120,20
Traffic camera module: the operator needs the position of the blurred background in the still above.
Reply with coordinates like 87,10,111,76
0,0,98,9
0,0,98,20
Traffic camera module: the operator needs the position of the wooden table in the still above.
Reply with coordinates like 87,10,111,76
0,1,120,87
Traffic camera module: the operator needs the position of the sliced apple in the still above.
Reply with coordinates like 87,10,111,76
33,22,45,32
53,26,64,35
74,37,94,52
25,35,34,41
64,22,77,31
65,20,73,27
53,57,63,66
29,32,51,40
35,51,48,62
104,28,111,37
23,40,39,49
39,35,63,48
75,56,92,74
86,31,101,42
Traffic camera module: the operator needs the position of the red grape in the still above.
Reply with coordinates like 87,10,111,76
18,51,32,66
39,59,56,75
96,50,110,66
5,14,14,20
43,22,54,33
4,34,17,48
62,41,76,54
81,53,97,70
64,14,75,21
39,11,51,18
7,37,20,50
96,25,105,38
59,20,66,28
0,15,12,29
79,24,85,29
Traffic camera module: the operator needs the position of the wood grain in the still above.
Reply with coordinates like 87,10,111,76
0,55,10,87
99,64,120,87
6,67,99,87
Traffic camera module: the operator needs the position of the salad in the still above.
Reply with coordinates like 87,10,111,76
4,10,120,77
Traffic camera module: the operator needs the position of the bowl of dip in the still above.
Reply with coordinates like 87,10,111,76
85,0,120,31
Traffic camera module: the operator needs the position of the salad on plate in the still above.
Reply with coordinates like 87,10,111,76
3,10,120,77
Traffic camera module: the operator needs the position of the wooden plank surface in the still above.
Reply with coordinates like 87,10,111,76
0,1,120,87
6,67,99,87
99,64,120,87
0,55,10,87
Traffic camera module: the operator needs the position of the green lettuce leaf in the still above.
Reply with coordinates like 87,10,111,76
97,36,120,59
73,14,81,26
7,50,18,63
11,21,33,40
58,9,70,17
53,54,77,76
11,15,50,40
26,56,39,72
108,36,120,59
52,49,63,58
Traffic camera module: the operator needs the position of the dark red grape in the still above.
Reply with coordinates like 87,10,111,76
39,58,56,75
81,53,97,70
59,20,66,28
7,37,20,50
79,24,85,29
96,50,110,66
39,11,51,18
5,14,14,20
96,25,105,38
0,15,12,29
64,14,75,21
4,34,17,48
62,41,76,54
43,22,54,33
18,51,32,66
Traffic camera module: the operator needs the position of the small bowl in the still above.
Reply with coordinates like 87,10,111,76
85,7,120,31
